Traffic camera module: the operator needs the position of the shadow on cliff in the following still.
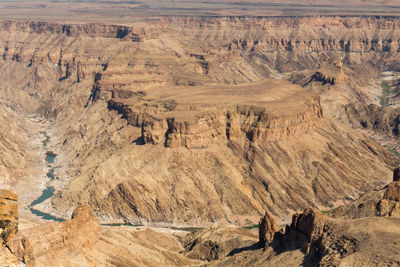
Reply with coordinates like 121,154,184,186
227,242,261,256
227,236,320,266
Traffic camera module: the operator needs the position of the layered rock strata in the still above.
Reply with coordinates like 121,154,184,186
106,79,323,148
330,170,400,219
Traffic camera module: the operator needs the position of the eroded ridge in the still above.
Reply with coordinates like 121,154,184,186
106,79,323,148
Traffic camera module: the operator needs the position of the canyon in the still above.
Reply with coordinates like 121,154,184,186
0,1,400,266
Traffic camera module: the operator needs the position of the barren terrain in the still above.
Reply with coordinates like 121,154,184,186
0,1,400,266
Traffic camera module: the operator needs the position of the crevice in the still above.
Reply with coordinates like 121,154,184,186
164,118,175,147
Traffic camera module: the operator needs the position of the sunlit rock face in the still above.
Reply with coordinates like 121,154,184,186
0,189,18,243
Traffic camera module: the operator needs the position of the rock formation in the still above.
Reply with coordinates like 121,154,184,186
330,169,400,219
0,189,18,266
384,182,400,202
214,208,400,266
0,189,18,243
5,205,202,266
7,205,100,264
181,226,258,261
258,211,278,248
274,208,359,266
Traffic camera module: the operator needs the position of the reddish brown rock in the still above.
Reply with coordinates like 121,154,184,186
258,211,278,247
0,189,18,243
383,182,400,202
274,208,359,266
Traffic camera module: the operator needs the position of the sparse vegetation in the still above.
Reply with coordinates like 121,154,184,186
40,131,50,147
243,224,259,230
170,226,203,232
379,81,391,107
384,145,400,159
101,223,143,227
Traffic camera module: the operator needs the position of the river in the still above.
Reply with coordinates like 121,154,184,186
29,131,65,222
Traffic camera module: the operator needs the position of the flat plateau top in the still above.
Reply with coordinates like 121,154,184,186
0,1,400,23
114,78,318,120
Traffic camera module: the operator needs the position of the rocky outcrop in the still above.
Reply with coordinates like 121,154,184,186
0,189,18,243
216,208,400,266
0,189,18,266
3,204,201,266
331,169,400,219
258,211,278,248
181,226,258,261
384,181,400,202
306,72,335,86
345,103,400,138
275,209,359,266
107,94,323,148
7,205,100,264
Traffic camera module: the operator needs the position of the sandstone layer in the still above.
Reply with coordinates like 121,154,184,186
330,181,400,219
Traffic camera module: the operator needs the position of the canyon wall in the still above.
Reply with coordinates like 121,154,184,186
0,17,399,224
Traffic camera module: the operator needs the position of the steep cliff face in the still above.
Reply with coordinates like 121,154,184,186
345,103,400,137
0,189,18,243
106,80,323,148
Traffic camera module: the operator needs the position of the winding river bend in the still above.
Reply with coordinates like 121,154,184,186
27,130,204,231
29,131,65,222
